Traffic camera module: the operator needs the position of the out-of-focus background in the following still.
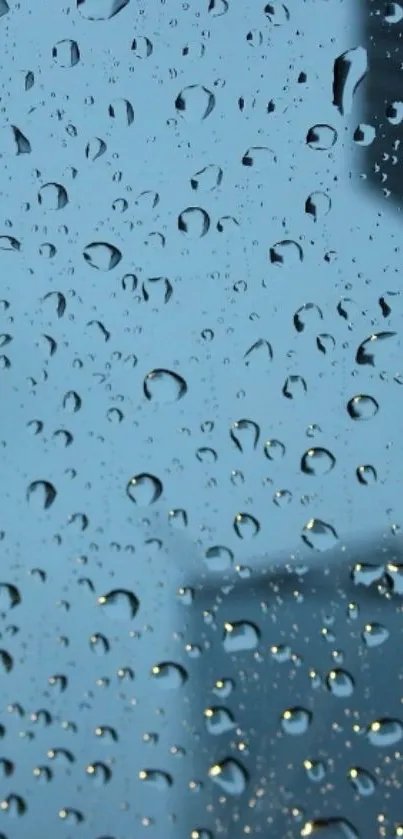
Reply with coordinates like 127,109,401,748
1,0,403,837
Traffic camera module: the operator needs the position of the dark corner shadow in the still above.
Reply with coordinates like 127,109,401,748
177,529,403,837
356,0,403,209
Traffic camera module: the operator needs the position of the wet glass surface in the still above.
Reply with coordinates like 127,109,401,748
1,0,403,837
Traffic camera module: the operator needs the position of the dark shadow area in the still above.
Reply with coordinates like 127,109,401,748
180,531,403,837
358,0,403,209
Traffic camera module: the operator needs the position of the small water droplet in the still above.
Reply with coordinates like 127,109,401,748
356,464,377,485
361,622,389,648
204,545,233,572
264,439,286,460
326,669,354,698
230,419,260,451
204,706,235,735
178,207,210,237
348,766,376,796
83,241,122,271
269,239,303,266
306,124,337,150
139,769,172,789
27,480,57,510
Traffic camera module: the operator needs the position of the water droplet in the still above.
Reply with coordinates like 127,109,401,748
0,584,20,612
356,464,377,485
204,545,233,572
178,207,210,237
223,621,260,653
131,36,153,58
367,718,403,747
175,85,216,122
208,758,247,795
264,439,286,460
143,369,187,402
303,759,327,782
38,182,68,210
27,480,57,510
109,98,134,126
0,235,21,251
126,473,163,505
0,0,9,17
294,303,323,331
213,678,234,698
190,164,223,191
273,489,292,507
264,2,290,24
283,375,307,399
204,706,235,735
302,519,338,551
89,633,110,654
353,123,376,146
385,2,403,23
83,242,122,271
301,448,336,476
269,239,303,265
348,767,376,796
333,46,368,116
244,338,273,367
362,622,389,647
301,818,359,838
97,589,139,621
347,395,379,420
317,333,336,354
63,390,81,412
151,662,188,689
77,0,130,18
355,331,397,367
281,707,312,735
305,192,331,221
85,137,107,161
86,762,112,785
233,513,260,539
52,39,80,68
306,124,337,150
242,146,277,168
230,419,260,451
0,650,13,674
139,769,172,789
326,669,355,698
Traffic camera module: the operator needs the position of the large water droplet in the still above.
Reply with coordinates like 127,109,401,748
326,669,354,698
362,622,389,648
301,448,336,476
306,124,337,150
204,706,235,735
281,707,312,735
52,39,80,68
138,769,172,789
294,302,323,331
143,369,187,402
178,207,210,237
208,758,247,795
223,621,260,653
244,338,273,367
356,464,377,485
269,239,303,266
355,331,397,367
175,85,216,122
242,146,277,169
27,480,57,510
126,473,163,505
77,0,130,19
333,46,368,116
348,767,376,796
301,519,338,551
151,662,188,689
347,394,379,420
83,242,122,271
233,513,260,539
301,818,359,838
264,439,286,460
190,164,223,191
367,718,403,747
305,192,331,221
204,545,233,572
38,182,68,209
97,589,139,621
230,419,260,452
264,2,290,24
